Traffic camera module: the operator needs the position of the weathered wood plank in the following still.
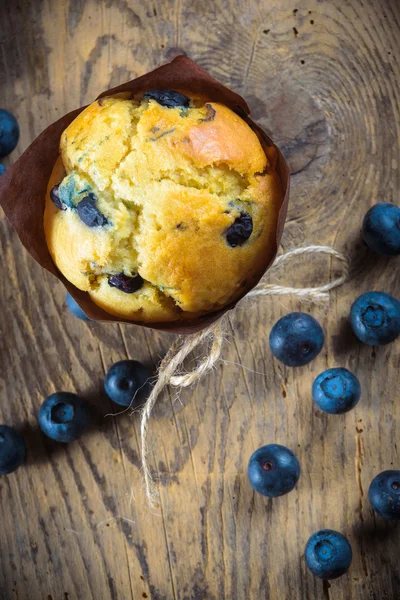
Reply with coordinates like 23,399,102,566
0,0,399,598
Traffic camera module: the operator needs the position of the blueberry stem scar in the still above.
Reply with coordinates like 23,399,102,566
262,461,273,471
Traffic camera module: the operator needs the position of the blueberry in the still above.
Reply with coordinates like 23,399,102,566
50,184,66,210
362,203,400,256
0,164,5,176
108,273,144,294
143,89,190,109
269,312,324,367
247,444,300,497
368,470,400,520
226,211,253,247
312,368,361,414
0,425,25,475
38,392,90,442
77,194,108,227
350,291,400,345
104,360,151,407
305,530,352,579
0,109,20,158
66,293,90,321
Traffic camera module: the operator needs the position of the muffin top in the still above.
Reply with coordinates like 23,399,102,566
44,90,282,322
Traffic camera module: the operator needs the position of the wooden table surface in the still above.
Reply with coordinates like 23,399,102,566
1,1,399,598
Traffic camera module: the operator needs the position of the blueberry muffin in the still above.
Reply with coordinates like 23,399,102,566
44,89,282,322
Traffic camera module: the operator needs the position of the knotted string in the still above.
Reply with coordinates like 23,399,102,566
140,245,349,508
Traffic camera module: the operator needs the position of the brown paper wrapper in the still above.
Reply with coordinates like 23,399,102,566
0,57,289,334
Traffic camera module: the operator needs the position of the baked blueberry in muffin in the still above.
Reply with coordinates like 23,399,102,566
44,90,283,322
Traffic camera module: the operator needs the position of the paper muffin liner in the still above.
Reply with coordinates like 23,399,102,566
0,56,290,334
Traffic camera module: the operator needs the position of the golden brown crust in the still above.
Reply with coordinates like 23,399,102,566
44,92,282,322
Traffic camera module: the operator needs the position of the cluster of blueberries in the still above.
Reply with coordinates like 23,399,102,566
1,104,400,582
0,355,149,464
249,203,400,580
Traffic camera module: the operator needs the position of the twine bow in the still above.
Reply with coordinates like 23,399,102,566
140,245,349,508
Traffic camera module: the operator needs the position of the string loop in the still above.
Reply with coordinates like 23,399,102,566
140,245,349,508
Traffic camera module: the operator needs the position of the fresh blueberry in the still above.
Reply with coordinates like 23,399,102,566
305,530,352,579
66,293,90,321
77,194,108,227
104,360,151,407
362,203,400,256
368,470,400,520
312,368,361,415
50,184,66,210
38,392,90,442
0,109,20,158
247,444,300,497
143,89,190,109
0,425,25,475
350,291,400,345
0,164,5,176
108,273,144,294
226,211,253,247
269,312,324,367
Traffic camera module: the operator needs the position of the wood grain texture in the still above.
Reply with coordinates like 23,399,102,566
0,0,399,598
